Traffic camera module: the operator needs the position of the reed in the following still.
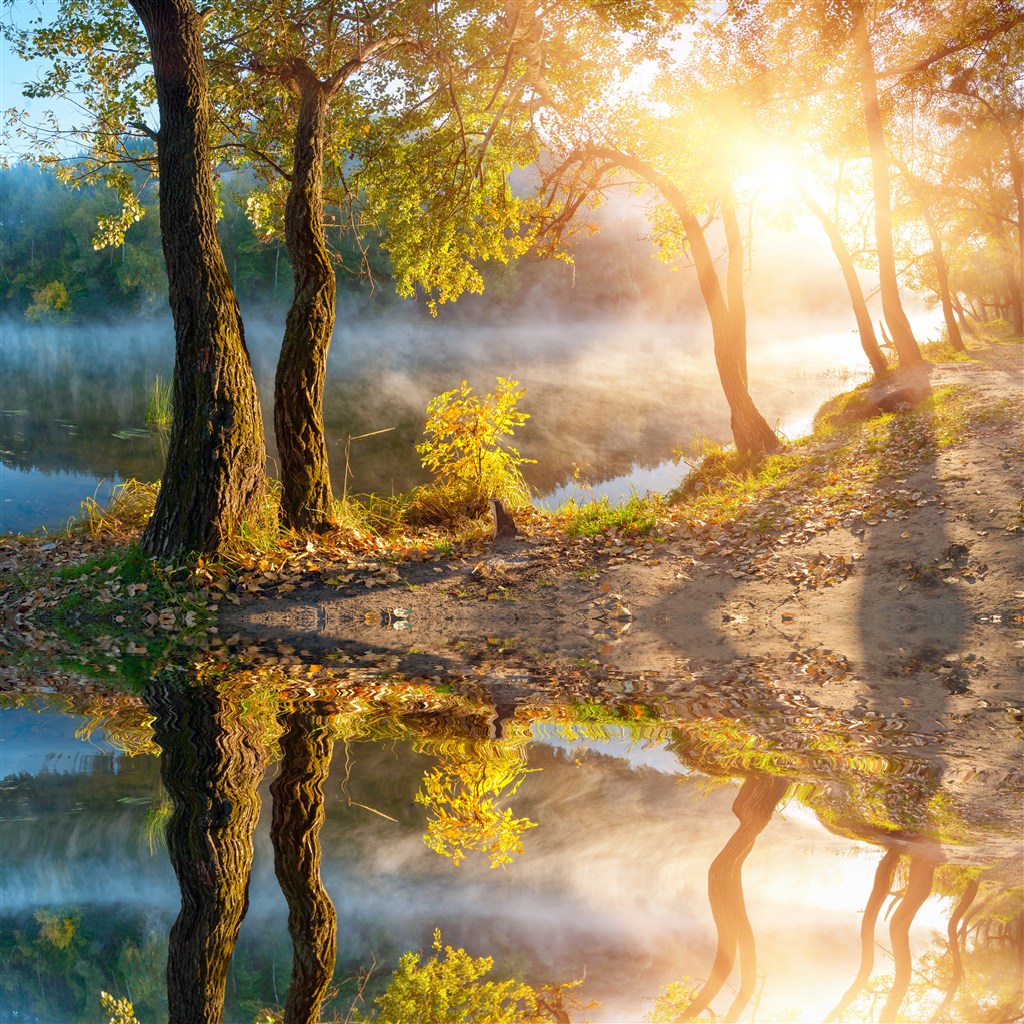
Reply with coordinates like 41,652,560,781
145,374,172,427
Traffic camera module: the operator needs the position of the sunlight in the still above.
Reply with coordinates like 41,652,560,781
737,147,804,205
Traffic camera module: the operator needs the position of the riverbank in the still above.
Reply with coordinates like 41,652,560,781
2,332,1022,846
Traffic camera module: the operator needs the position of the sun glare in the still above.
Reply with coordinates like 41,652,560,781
738,148,804,205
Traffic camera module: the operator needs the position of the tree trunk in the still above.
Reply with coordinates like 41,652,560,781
879,849,939,1022
1008,141,1024,334
953,294,976,336
584,148,779,458
853,8,923,367
681,775,787,1022
1006,260,1024,335
270,707,338,1024
930,877,980,1022
145,676,268,1024
678,204,780,457
798,184,888,375
923,214,966,351
722,203,748,387
276,64,337,532
825,848,900,1021
130,0,266,557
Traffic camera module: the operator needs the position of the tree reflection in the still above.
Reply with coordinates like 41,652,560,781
144,673,269,1024
680,774,788,1023
270,705,338,1024
826,848,901,1021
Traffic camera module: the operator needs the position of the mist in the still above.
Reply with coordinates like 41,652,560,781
1,205,943,532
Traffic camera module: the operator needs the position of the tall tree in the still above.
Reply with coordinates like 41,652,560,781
5,0,269,555
850,4,924,365
128,0,267,555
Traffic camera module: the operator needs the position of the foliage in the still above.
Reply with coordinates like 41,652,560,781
414,378,535,516
414,736,539,868
24,279,72,322
359,930,584,1024
645,980,708,1023
101,991,140,1024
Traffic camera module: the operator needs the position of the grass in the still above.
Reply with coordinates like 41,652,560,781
145,374,172,427
562,491,662,538
78,478,159,541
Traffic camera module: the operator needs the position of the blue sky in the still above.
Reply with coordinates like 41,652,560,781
1,4,94,161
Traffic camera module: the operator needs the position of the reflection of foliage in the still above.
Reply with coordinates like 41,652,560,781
414,736,539,868
100,991,139,1024
361,929,589,1024
645,981,708,1023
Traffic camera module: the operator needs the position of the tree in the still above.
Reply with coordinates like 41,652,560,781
538,128,781,457
270,705,338,1024
127,0,267,556
4,0,270,555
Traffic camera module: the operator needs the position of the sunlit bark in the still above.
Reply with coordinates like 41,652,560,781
930,876,980,1022
879,848,940,1022
797,184,888,376
130,0,266,557
923,214,966,351
270,706,338,1024
852,7,923,367
825,847,901,1021
146,678,268,1024
276,62,338,532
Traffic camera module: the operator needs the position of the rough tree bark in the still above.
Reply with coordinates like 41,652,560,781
275,61,338,532
270,706,338,1024
146,678,268,1024
852,8,923,367
130,0,266,557
797,184,889,375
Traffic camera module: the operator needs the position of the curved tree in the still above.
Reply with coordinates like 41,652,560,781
543,145,780,457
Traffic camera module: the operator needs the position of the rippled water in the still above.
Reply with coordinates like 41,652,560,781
1,672,1019,1023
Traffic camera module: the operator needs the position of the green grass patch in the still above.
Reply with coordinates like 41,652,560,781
562,491,661,538
144,374,172,426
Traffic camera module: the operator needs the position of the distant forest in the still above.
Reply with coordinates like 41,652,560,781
0,160,728,324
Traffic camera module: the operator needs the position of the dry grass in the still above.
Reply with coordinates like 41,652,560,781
79,479,159,541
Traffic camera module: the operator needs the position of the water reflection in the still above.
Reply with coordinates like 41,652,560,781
145,675,268,1024
1,667,1020,1023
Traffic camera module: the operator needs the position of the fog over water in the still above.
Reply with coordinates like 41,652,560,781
0,284,942,533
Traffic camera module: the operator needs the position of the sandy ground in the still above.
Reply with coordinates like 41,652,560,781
226,345,1023,850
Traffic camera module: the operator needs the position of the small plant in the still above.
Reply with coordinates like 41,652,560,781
100,991,140,1024
563,491,661,538
145,374,172,427
414,377,535,520
79,478,159,540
